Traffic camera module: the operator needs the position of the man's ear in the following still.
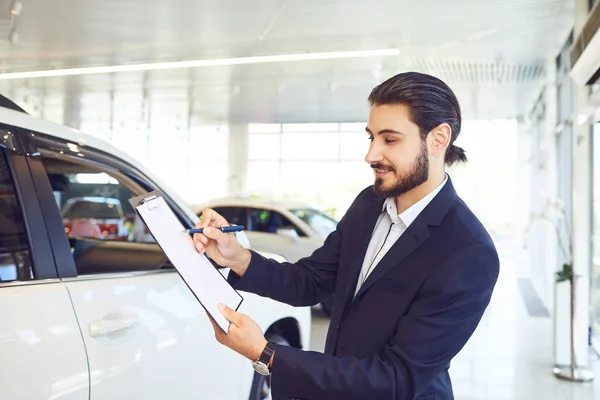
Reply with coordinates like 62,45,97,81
429,123,452,156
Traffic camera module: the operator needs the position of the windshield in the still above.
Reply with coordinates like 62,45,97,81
290,209,338,239
64,200,122,220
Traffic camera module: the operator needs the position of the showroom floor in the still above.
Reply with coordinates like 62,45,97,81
309,238,600,400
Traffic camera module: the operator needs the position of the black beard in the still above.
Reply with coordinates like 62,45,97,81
373,140,429,198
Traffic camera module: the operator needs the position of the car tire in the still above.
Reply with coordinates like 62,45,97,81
249,333,289,400
320,296,334,317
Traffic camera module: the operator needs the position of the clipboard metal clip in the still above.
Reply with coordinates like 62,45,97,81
140,194,160,210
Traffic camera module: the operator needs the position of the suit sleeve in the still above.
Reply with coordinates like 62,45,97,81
226,205,349,307
269,242,500,400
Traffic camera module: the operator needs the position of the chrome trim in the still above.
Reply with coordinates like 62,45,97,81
61,269,176,282
0,278,62,288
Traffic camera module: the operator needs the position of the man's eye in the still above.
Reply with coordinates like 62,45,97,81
368,136,374,141
385,139,396,144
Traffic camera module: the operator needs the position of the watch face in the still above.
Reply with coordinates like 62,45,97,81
252,361,270,376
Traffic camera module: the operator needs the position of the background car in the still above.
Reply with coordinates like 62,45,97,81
61,196,130,240
191,197,339,315
0,102,311,400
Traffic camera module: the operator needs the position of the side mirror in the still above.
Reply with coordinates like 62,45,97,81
276,227,299,241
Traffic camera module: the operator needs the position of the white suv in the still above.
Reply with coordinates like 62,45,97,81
0,102,311,400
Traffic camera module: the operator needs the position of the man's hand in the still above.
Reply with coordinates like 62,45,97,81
209,303,268,362
193,208,251,276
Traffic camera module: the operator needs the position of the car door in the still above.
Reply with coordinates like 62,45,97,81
0,134,89,400
26,134,246,400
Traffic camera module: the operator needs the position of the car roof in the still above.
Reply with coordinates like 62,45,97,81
191,197,319,212
0,105,198,223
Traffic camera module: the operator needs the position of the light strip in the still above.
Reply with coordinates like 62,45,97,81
0,49,400,80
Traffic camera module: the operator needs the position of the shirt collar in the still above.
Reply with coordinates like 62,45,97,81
381,174,448,227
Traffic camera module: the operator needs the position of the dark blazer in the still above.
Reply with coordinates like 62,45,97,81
228,177,499,400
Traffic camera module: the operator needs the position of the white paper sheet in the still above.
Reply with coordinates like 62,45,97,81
134,195,242,333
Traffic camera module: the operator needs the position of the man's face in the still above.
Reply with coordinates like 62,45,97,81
365,104,429,198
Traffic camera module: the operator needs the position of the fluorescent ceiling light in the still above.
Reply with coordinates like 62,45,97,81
0,49,400,80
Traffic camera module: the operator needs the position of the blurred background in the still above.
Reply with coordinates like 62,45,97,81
1,0,600,398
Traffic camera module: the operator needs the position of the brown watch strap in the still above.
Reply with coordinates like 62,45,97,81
259,341,277,366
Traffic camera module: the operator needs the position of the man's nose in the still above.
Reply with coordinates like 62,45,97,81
365,143,383,164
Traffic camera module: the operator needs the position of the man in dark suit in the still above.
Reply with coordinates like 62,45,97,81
194,72,500,400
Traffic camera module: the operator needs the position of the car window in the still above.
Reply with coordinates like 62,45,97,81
0,150,33,282
39,153,176,275
248,208,306,237
46,165,154,244
290,209,338,239
212,207,247,227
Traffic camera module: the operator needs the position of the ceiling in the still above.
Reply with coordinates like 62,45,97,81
0,0,575,124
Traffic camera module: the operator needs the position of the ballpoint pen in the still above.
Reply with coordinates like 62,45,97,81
183,225,245,235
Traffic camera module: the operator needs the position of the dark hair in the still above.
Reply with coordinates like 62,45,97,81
368,72,467,166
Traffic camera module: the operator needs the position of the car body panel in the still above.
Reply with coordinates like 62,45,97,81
0,281,89,400
63,271,246,399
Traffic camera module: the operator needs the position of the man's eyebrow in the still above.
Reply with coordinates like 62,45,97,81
365,127,404,135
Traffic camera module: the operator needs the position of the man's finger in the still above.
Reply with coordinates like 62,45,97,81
201,208,230,228
202,227,229,243
200,208,219,228
191,223,209,246
218,303,244,326
200,211,210,228
192,234,208,246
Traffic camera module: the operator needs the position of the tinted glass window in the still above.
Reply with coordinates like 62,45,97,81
290,209,337,239
45,162,152,243
248,208,305,237
212,207,247,227
0,150,33,282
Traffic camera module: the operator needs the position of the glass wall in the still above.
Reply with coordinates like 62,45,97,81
592,123,600,343
247,120,519,233
247,122,372,219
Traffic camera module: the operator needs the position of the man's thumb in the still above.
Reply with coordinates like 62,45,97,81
218,303,241,324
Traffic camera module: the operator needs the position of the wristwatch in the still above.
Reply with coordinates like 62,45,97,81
252,341,277,376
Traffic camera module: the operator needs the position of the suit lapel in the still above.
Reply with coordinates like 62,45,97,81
353,219,430,299
340,193,384,312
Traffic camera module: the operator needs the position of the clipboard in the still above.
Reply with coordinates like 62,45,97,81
129,190,243,333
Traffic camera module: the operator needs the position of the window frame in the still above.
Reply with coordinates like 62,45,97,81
24,129,196,279
0,125,59,283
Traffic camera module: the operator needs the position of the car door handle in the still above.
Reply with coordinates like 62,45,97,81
89,314,140,338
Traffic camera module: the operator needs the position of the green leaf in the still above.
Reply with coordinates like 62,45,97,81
555,263,573,282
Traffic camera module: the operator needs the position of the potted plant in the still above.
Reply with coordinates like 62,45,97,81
533,199,594,382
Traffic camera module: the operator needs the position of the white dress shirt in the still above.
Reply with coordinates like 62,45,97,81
354,174,448,295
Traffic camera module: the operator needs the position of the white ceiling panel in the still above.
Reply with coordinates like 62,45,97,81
0,0,575,123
